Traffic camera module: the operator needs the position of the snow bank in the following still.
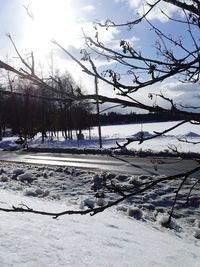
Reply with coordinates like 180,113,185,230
0,161,199,232
0,160,199,265
131,131,153,139
185,132,200,138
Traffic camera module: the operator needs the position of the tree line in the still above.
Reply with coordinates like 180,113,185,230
0,72,94,141
99,112,184,126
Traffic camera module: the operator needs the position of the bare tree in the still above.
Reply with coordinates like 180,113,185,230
0,0,199,223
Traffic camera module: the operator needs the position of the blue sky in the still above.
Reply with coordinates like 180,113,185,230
0,0,199,112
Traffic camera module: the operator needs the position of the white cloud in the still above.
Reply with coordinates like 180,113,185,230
115,0,179,22
154,80,200,110
115,0,142,8
81,5,95,13
107,34,139,49
81,21,120,45
139,1,179,22
161,81,200,94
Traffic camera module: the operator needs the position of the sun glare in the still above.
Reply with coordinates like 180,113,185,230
23,0,78,57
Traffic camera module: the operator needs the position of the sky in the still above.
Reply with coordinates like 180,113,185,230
0,0,199,113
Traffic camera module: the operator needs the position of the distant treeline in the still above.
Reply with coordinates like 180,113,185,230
97,112,184,126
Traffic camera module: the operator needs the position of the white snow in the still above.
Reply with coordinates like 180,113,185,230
0,190,199,267
1,121,200,153
0,161,199,266
0,121,199,265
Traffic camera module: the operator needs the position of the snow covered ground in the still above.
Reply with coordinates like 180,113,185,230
0,121,199,266
0,161,199,266
1,121,199,153
1,189,200,267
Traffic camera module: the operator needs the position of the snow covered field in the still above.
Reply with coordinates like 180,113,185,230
0,161,199,266
2,121,199,153
0,121,199,155
75,120,200,152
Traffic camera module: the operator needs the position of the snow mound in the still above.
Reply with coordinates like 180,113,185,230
116,205,128,212
80,198,95,209
116,174,129,181
23,189,38,197
35,188,44,195
194,228,200,239
132,131,153,139
13,168,24,175
127,206,143,220
18,172,35,183
0,175,8,182
157,214,180,231
96,197,107,207
194,219,200,228
185,131,200,137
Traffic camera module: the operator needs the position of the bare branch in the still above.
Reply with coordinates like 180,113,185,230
114,120,189,149
95,0,162,29
167,175,189,224
163,0,200,16
178,136,200,144
184,177,200,205
23,4,34,20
